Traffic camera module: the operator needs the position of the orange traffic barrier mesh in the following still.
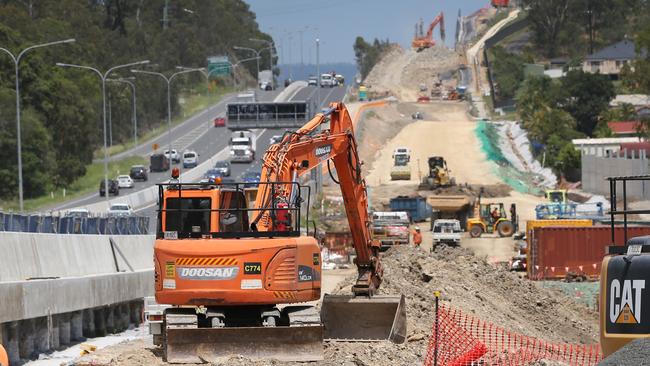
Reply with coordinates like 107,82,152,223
423,305,602,366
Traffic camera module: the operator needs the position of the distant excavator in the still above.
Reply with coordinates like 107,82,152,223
412,12,445,51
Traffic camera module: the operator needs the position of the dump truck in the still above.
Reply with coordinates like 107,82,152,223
390,147,411,180
372,211,411,250
419,156,455,189
427,194,475,230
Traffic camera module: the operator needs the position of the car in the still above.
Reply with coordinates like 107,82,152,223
164,149,180,164
107,203,133,217
99,179,119,197
129,165,148,181
242,170,261,188
308,76,318,86
116,175,134,189
213,117,226,127
214,160,231,177
150,153,170,172
183,150,199,168
66,208,90,218
260,81,273,91
269,135,283,145
320,73,334,88
202,168,224,183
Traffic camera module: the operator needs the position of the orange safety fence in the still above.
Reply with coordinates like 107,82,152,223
423,304,602,366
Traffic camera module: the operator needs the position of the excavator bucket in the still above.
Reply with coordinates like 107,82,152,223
165,325,324,363
321,294,407,343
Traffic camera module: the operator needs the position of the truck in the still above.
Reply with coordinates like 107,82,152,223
390,147,411,180
258,70,274,90
431,219,462,250
372,211,411,250
229,130,256,163
389,196,432,222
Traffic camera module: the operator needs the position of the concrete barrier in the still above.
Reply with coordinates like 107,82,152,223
0,232,155,363
0,232,154,281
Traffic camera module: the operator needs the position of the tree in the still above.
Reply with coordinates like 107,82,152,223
353,36,392,80
560,69,615,136
520,0,572,57
488,46,527,100
515,75,565,127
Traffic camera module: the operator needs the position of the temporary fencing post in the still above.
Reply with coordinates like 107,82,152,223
433,290,441,366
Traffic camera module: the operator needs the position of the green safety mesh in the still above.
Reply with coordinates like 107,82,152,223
475,120,544,195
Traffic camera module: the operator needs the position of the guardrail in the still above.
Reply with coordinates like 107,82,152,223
0,212,150,235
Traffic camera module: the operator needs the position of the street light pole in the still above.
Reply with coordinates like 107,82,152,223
316,37,321,108
131,68,205,174
249,38,275,73
56,60,149,207
108,78,138,148
234,46,261,86
0,38,75,212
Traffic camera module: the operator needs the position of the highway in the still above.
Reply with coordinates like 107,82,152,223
51,89,282,212
52,84,346,218
134,84,347,229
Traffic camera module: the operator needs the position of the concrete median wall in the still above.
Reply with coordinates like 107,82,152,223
0,232,155,363
0,232,154,281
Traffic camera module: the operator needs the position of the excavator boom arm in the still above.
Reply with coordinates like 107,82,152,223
426,12,445,43
254,103,382,294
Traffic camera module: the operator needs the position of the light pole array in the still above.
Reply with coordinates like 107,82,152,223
0,38,76,212
316,38,321,107
131,68,205,173
56,60,150,206
249,38,275,73
107,77,138,148
233,46,261,85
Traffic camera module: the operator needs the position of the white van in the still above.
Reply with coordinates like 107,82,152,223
320,74,334,88
183,150,199,168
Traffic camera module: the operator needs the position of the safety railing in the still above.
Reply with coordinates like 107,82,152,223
423,303,602,366
0,211,150,235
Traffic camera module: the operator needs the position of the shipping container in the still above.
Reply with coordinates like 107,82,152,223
528,226,650,280
525,219,592,242
389,196,431,222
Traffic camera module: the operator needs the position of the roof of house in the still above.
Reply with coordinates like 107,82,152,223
608,121,640,135
585,40,647,61
572,137,642,146
610,94,650,107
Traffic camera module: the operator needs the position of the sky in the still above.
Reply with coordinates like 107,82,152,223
244,0,492,64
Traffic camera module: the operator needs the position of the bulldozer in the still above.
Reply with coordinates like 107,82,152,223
149,103,406,362
419,156,455,189
467,201,517,238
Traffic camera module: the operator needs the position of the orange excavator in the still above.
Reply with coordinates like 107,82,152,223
152,102,406,362
412,11,445,51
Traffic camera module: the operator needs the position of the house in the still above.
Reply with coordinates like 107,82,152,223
582,40,647,79
572,136,643,157
608,121,641,138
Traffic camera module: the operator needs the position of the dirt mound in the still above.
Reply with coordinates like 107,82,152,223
363,46,458,102
322,245,598,365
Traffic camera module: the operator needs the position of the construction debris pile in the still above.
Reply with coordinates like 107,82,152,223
323,245,599,365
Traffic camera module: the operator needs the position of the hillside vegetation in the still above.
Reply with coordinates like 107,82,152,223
0,0,274,200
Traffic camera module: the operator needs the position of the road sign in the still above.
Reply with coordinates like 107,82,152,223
207,55,231,76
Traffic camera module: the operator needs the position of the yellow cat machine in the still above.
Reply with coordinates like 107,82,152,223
600,175,650,357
